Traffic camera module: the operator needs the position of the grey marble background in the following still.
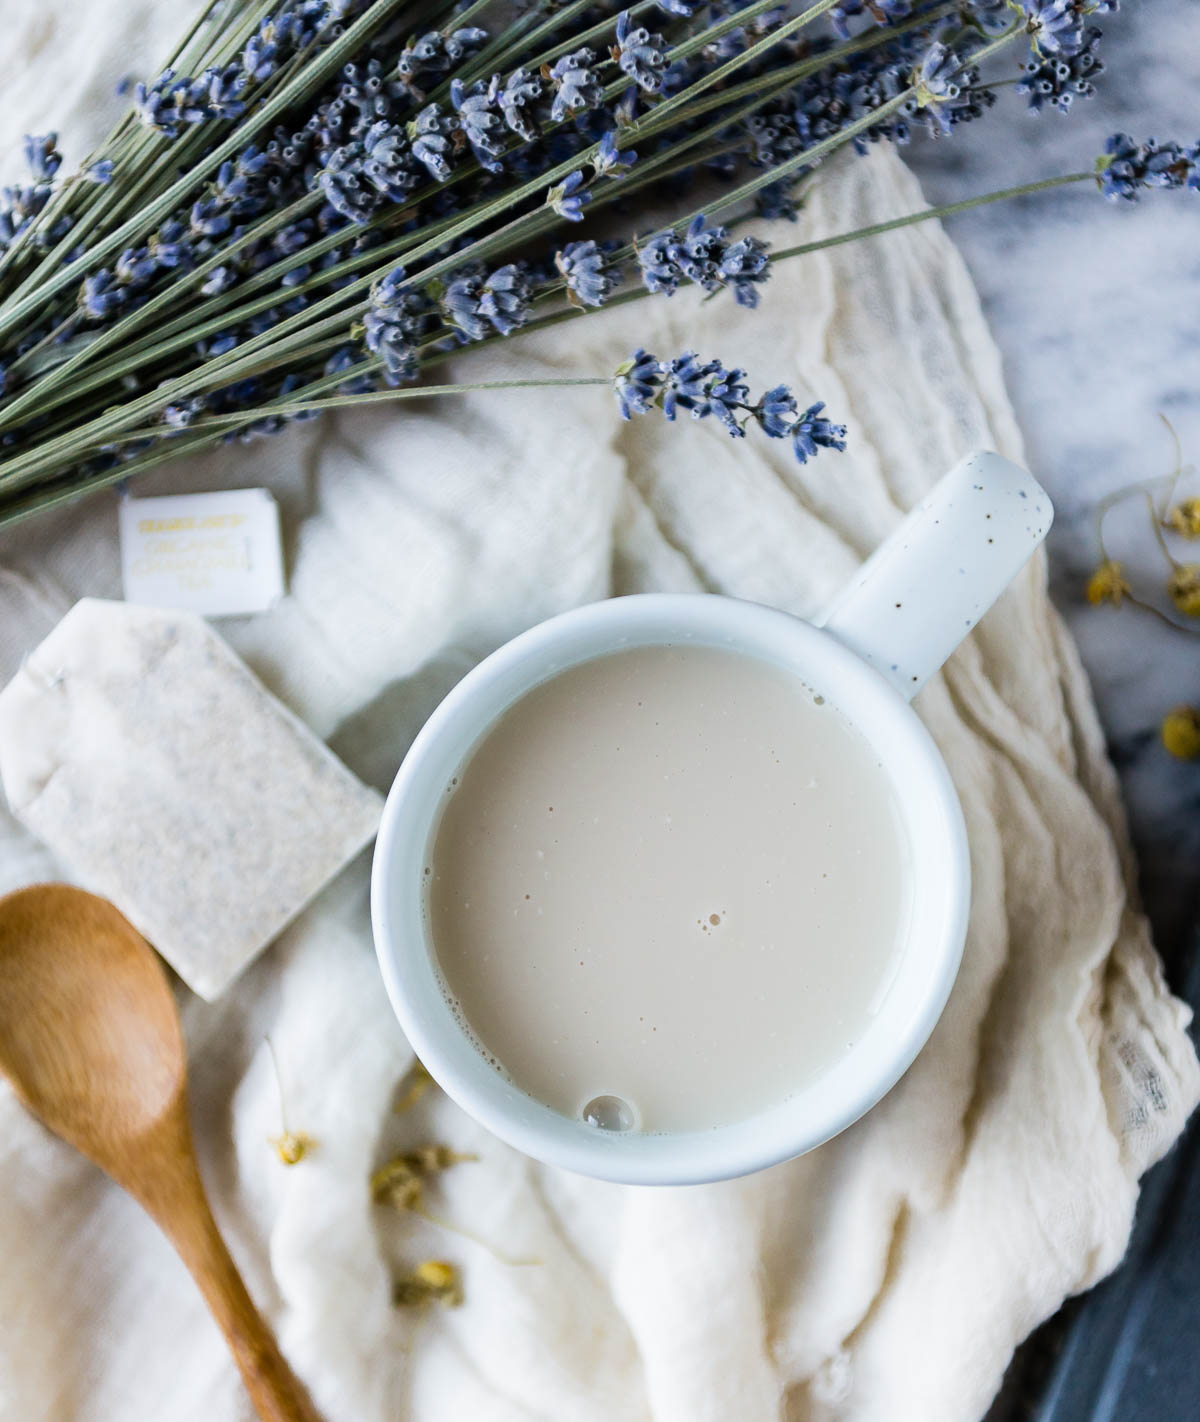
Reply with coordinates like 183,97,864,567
906,12,1200,1414
908,0,1200,964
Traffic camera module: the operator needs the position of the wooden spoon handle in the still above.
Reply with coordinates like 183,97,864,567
169,1192,322,1422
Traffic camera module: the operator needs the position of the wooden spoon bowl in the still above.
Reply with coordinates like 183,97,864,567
0,884,320,1422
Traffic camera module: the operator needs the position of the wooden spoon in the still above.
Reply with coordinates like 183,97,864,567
0,884,321,1422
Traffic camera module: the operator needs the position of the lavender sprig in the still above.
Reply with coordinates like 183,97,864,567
614,349,846,464
1098,134,1199,201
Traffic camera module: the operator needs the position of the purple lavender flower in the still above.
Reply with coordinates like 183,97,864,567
557,239,621,307
396,28,488,97
188,193,233,240
495,69,543,142
549,49,604,122
720,236,771,308
410,104,460,183
1017,27,1103,113
593,130,637,178
614,350,845,467
363,271,431,383
756,180,802,222
114,246,157,286
479,264,533,335
638,229,684,295
548,170,591,222
830,0,913,41
201,265,237,296
162,394,208,428
613,349,663,418
791,401,847,462
1098,134,1199,201
755,384,797,438
676,215,729,292
199,332,240,357
202,64,249,123
326,345,376,394
909,42,992,138
697,362,751,437
359,121,421,203
440,265,489,342
638,219,771,306
1022,0,1091,57
614,12,669,93
660,351,714,420
613,86,640,128
79,269,127,320
23,135,62,183
451,80,508,173
0,133,65,255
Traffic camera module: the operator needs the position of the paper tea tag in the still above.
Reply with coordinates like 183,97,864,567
119,488,285,617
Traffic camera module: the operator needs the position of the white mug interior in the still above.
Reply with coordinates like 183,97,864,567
371,593,970,1185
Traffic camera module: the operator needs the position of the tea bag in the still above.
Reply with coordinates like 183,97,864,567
0,599,383,999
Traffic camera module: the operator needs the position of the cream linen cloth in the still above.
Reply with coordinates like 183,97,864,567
2,4,1198,1420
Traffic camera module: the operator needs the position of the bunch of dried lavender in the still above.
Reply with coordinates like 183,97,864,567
0,0,1190,529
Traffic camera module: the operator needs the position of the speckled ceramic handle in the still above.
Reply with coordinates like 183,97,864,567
818,451,1053,700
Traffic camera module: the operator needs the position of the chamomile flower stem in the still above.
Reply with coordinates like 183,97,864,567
1121,593,1200,635
265,1035,292,1138
1153,415,1187,523
1145,489,1184,571
412,1206,540,1269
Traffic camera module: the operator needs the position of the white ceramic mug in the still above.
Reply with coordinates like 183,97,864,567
372,451,1052,1184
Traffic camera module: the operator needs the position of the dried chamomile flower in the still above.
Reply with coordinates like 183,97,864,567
1162,706,1200,760
395,1058,434,1113
394,1259,463,1308
372,1144,477,1211
272,1131,316,1165
1086,559,1131,607
1168,564,1200,617
266,1037,314,1165
1168,498,1200,537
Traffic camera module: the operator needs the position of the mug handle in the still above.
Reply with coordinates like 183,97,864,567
816,450,1053,701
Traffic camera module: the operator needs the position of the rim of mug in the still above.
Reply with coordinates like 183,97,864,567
371,594,970,1185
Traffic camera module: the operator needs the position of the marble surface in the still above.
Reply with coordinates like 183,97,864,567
908,0,1200,965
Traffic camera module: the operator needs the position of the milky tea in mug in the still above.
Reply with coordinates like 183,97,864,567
425,642,911,1135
